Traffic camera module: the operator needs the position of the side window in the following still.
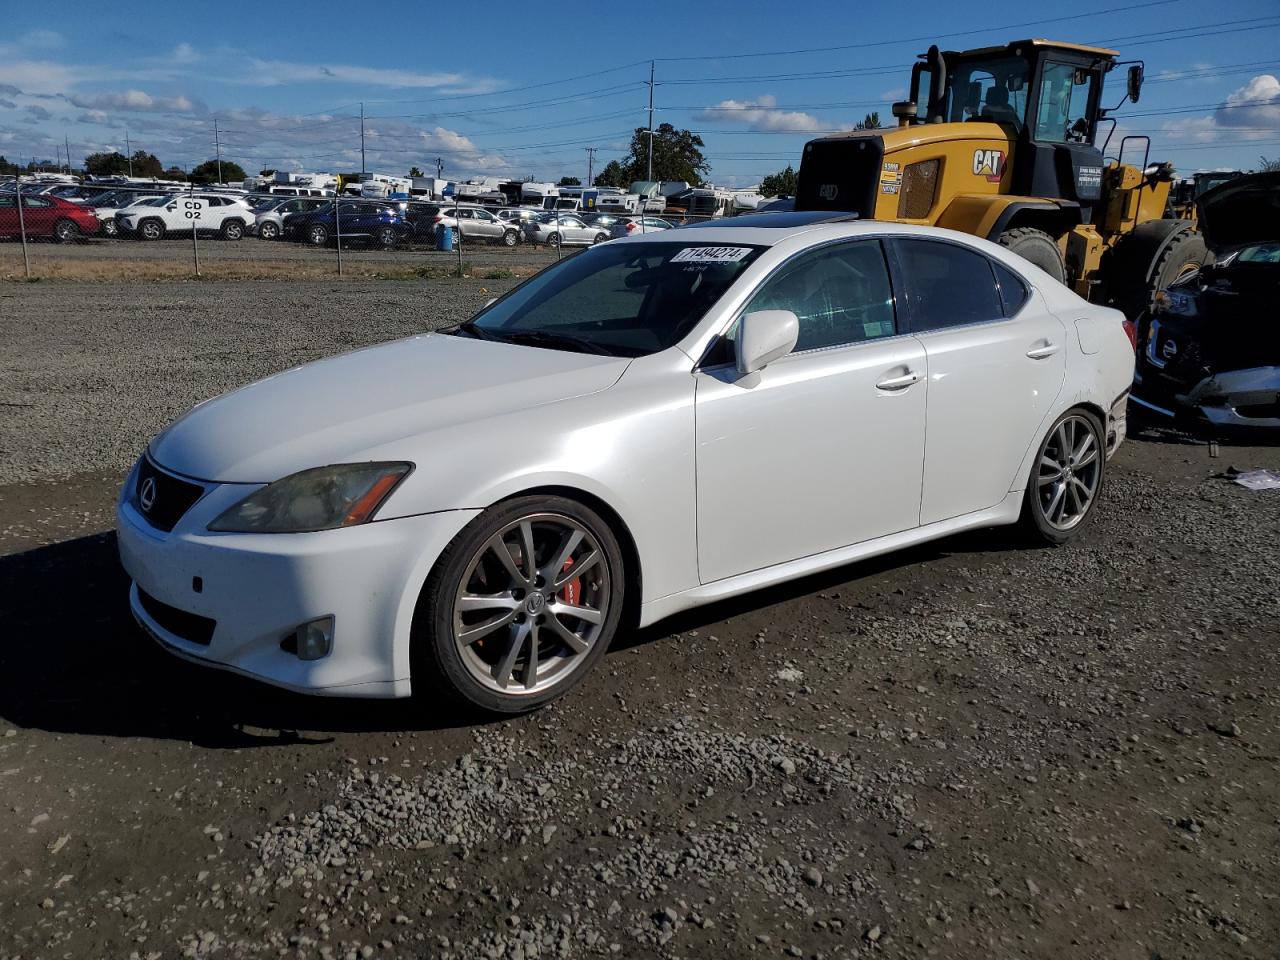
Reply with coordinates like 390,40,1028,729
743,239,897,353
0,196,15,209
1034,62,1097,144
894,239,1003,331
992,259,1031,317
22,196,53,208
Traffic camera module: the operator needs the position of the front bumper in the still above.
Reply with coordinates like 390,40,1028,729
116,465,478,698
1134,365,1280,432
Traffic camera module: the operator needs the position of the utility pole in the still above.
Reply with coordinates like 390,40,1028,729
125,128,133,177
435,156,444,179
585,147,596,187
360,102,366,176
646,60,655,181
64,133,71,174
214,119,223,184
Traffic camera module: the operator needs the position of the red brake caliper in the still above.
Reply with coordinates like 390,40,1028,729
559,556,581,606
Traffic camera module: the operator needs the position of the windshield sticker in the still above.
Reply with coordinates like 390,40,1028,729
670,246,753,264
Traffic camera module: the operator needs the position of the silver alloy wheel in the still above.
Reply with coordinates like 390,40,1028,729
380,227,397,247
141,220,162,240
308,225,328,245
103,220,119,237
1036,414,1101,531
453,512,610,695
259,222,278,240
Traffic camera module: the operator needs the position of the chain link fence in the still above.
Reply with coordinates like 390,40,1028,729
1,176,724,283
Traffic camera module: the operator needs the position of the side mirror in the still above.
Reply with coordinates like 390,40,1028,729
1127,64,1143,104
736,310,799,377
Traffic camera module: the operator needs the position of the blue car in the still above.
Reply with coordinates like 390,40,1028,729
283,200,410,248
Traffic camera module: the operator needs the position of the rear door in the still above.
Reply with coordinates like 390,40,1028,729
887,238,1066,524
694,238,927,583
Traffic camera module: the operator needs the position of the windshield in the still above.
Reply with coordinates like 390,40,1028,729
1236,243,1280,264
467,242,765,357
946,54,1030,130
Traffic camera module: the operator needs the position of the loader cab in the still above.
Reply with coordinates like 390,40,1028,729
905,39,1117,214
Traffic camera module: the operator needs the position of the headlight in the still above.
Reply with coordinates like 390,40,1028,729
1154,289,1197,317
208,462,412,533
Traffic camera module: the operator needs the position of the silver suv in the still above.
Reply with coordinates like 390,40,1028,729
253,196,331,240
432,204,521,246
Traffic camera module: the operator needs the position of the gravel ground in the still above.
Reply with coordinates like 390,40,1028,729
1,281,1278,959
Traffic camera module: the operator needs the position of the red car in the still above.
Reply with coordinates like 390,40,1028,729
0,193,99,242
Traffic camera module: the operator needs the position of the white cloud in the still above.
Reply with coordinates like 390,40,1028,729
1162,74,1280,143
696,95,831,133
68,89,200,113
20,30,64,49
241,56,497,92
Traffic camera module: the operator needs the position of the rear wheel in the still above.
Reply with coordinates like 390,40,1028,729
307,223,330,246
547,232,562,248
53,219,81,243
997,227,1066,285
1020,409,1105,545
101,219,119,238
1147,232,1206,302
138,219,165,241
378,226,399,249
258,221,279,240
221,219,244,241
416,495,625,714
593,232,608,245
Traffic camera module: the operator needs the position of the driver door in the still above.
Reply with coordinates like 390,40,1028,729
694,239,928,584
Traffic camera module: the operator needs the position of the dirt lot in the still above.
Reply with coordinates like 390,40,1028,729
1,279,1278,960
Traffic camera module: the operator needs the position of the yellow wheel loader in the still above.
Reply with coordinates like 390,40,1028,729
794,39,1205,315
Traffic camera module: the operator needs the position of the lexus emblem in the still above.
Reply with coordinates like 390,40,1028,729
139,476,157,513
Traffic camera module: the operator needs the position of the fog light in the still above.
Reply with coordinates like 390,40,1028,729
294,616,334,661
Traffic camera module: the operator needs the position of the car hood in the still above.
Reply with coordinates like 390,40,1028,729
149,333,631,483
1196,171,1280,252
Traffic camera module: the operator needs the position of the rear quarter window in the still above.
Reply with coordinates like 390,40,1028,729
992,259,1031,316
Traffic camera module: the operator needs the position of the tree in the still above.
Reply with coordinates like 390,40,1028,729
0,155,20,176
558,176,581,186
593,160,629,189
84,151,131,176
759,164,798,197
130,151,164,178
408,166,424,178
1259,155,1280,172
854,112,882,130
162,166,188,182
605,123,711,187
189,159,246,183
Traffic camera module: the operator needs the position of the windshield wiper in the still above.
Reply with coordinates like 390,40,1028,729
447,320,500,341
497,330,616,356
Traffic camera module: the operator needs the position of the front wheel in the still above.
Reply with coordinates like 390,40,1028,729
138,219,165,241
547,232,562,248
53,219,81,243
221,219,244,241
258,221,279,241
997,227,1066,285
307,223,330,246
593,232,608,245
1021,409,1105,545
101,219,119,238
501,229,518,247
416,495,626,714
378,226,399,249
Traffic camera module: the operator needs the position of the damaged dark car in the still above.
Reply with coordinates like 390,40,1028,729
1133,171,1280,434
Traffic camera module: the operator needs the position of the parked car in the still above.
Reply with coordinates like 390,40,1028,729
0,193,99,242
608,216,675,240
496,207,543,228
523,212,610,247
117,214,1133,714
85,191,168,237
116,194,255,241
282,200,409,248
1133,171,1280,433
581,212,624,230
432,204,520,246
252,196,331,240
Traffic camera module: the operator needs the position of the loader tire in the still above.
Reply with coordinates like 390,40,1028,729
1148,231,1206,299
997,227,1067,285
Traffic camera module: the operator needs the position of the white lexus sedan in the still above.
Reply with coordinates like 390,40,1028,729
117,214,1134,713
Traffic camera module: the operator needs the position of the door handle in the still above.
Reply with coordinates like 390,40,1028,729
1026,342,1061,360
875,370,923,391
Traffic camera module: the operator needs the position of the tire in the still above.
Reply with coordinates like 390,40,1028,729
415,495,626,714
221,219,244,241
138,218,165,241
53,219,81,243
1020,408,1105,546
1148,231,1206,301
258,221,279,241
501,229,518,247
378,226,399,249
1107,227,1207,319
593,232,608,245
307,223,330,246
547,232,562,248
102,219,119,238
997,227,1066,285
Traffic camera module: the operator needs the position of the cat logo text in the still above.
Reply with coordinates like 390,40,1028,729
972,149,1006,183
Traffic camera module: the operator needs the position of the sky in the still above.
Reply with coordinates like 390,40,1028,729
1,0,1278,187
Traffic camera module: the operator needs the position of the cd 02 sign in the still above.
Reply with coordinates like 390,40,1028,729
182,198,205,220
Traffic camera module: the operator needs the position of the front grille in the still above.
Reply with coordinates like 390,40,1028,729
137,587,216,645
135,456,205,532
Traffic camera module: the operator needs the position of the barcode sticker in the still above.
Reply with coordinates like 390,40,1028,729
670,246,753,263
